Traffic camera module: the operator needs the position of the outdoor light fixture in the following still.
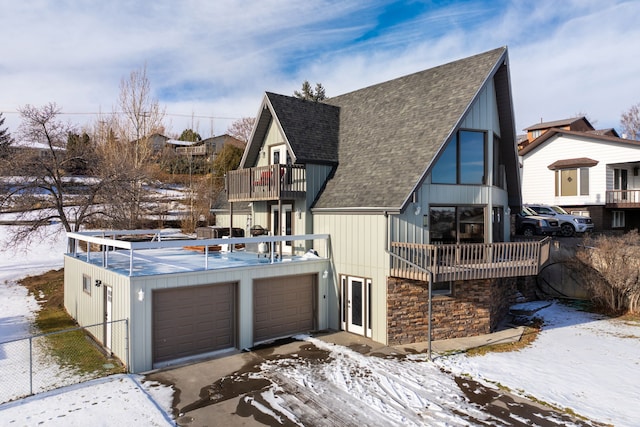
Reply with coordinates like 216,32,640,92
137,289,145,302
95,279,102,287
322,270,328,279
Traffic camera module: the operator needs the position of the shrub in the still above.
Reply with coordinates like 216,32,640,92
573,230,640,314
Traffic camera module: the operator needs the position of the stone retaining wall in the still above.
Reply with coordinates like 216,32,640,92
387,275,536,345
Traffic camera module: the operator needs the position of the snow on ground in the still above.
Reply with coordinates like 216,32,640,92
0,374,174,427
0,223,176,426
435,301,640,426
255,336,492,426
0,220,638,426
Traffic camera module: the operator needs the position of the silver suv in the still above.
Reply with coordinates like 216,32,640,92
525,204,594,237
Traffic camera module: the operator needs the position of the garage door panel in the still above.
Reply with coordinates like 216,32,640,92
253,275,316,343
153,283,236,364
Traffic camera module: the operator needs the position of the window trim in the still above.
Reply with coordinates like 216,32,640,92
428,205,486,244
82,274,92,295
431,129,487,185
612,211,625,228
554,167,589,196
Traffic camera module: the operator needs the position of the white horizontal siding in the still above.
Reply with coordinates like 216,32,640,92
521,134,640,205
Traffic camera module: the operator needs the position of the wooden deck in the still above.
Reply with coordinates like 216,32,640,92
606,189,640,208
227,164,306,202
389,238,551,282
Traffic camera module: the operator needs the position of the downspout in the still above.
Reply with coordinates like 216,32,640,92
385,208,434,360
385,248,435,361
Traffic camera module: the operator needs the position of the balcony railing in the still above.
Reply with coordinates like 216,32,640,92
606,190,640,207
389,238,551,282
227,164,306,202
176,145,207,156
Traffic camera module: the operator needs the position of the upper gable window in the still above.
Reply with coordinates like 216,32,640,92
432,130,486,185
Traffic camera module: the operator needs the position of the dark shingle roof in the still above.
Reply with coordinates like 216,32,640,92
265,93,340,164
313,47,509,210
524,116,593,131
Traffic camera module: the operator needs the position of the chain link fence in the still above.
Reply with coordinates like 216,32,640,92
0,319,128,404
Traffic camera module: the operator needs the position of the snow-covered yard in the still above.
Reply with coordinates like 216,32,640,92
0,221,638,426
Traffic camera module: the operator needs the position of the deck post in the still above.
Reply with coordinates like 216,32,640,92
428,270,433,361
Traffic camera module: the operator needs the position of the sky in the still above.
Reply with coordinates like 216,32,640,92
1,0,639,139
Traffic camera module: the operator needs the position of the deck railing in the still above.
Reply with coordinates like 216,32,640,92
176,145,207,156
606,189,640,207
227,164,306,202
389,238,551,282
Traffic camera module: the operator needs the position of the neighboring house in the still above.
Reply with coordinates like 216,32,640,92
519,116,640,231
519,116,595,149
173,134,246,157
64,47,551,373
10,140,65,159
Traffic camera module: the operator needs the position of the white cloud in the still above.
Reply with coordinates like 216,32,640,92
1,0,638,137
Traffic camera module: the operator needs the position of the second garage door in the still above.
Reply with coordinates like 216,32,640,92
153,283,236,364
253,274,316,343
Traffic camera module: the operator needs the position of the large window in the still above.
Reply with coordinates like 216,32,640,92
555,168,589,196
432,130,486,184
429,206,485,244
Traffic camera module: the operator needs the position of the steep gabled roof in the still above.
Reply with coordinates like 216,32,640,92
240,93,339,167
266,93,340,164
313,47,512,210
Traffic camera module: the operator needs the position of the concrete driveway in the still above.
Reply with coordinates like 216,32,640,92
146,331,594,427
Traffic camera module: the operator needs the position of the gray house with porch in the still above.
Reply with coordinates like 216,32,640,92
64,46,550,373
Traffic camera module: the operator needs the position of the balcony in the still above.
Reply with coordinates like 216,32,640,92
606,190,640,208
227,164,306,202
176,145,207,156
389,238,551,282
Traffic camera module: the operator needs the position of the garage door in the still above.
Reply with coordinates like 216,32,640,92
153,283,235,364
254,274,316,343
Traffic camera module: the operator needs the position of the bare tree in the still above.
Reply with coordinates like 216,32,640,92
226,117,255,143
621,103,640,140
0,104,108,250
101,65,167,228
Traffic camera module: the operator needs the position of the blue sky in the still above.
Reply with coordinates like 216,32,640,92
1,0,639,138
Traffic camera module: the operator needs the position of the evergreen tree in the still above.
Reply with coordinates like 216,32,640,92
178,128,202,142
0,112,12,157
294,80,327,102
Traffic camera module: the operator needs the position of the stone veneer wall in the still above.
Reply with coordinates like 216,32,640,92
387,275,537,345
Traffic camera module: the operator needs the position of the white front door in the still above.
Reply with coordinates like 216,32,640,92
104,286,112,350
348,277,365,335
271,204,292,254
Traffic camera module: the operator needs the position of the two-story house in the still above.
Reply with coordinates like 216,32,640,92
64,47,551,373
519,117,640,231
